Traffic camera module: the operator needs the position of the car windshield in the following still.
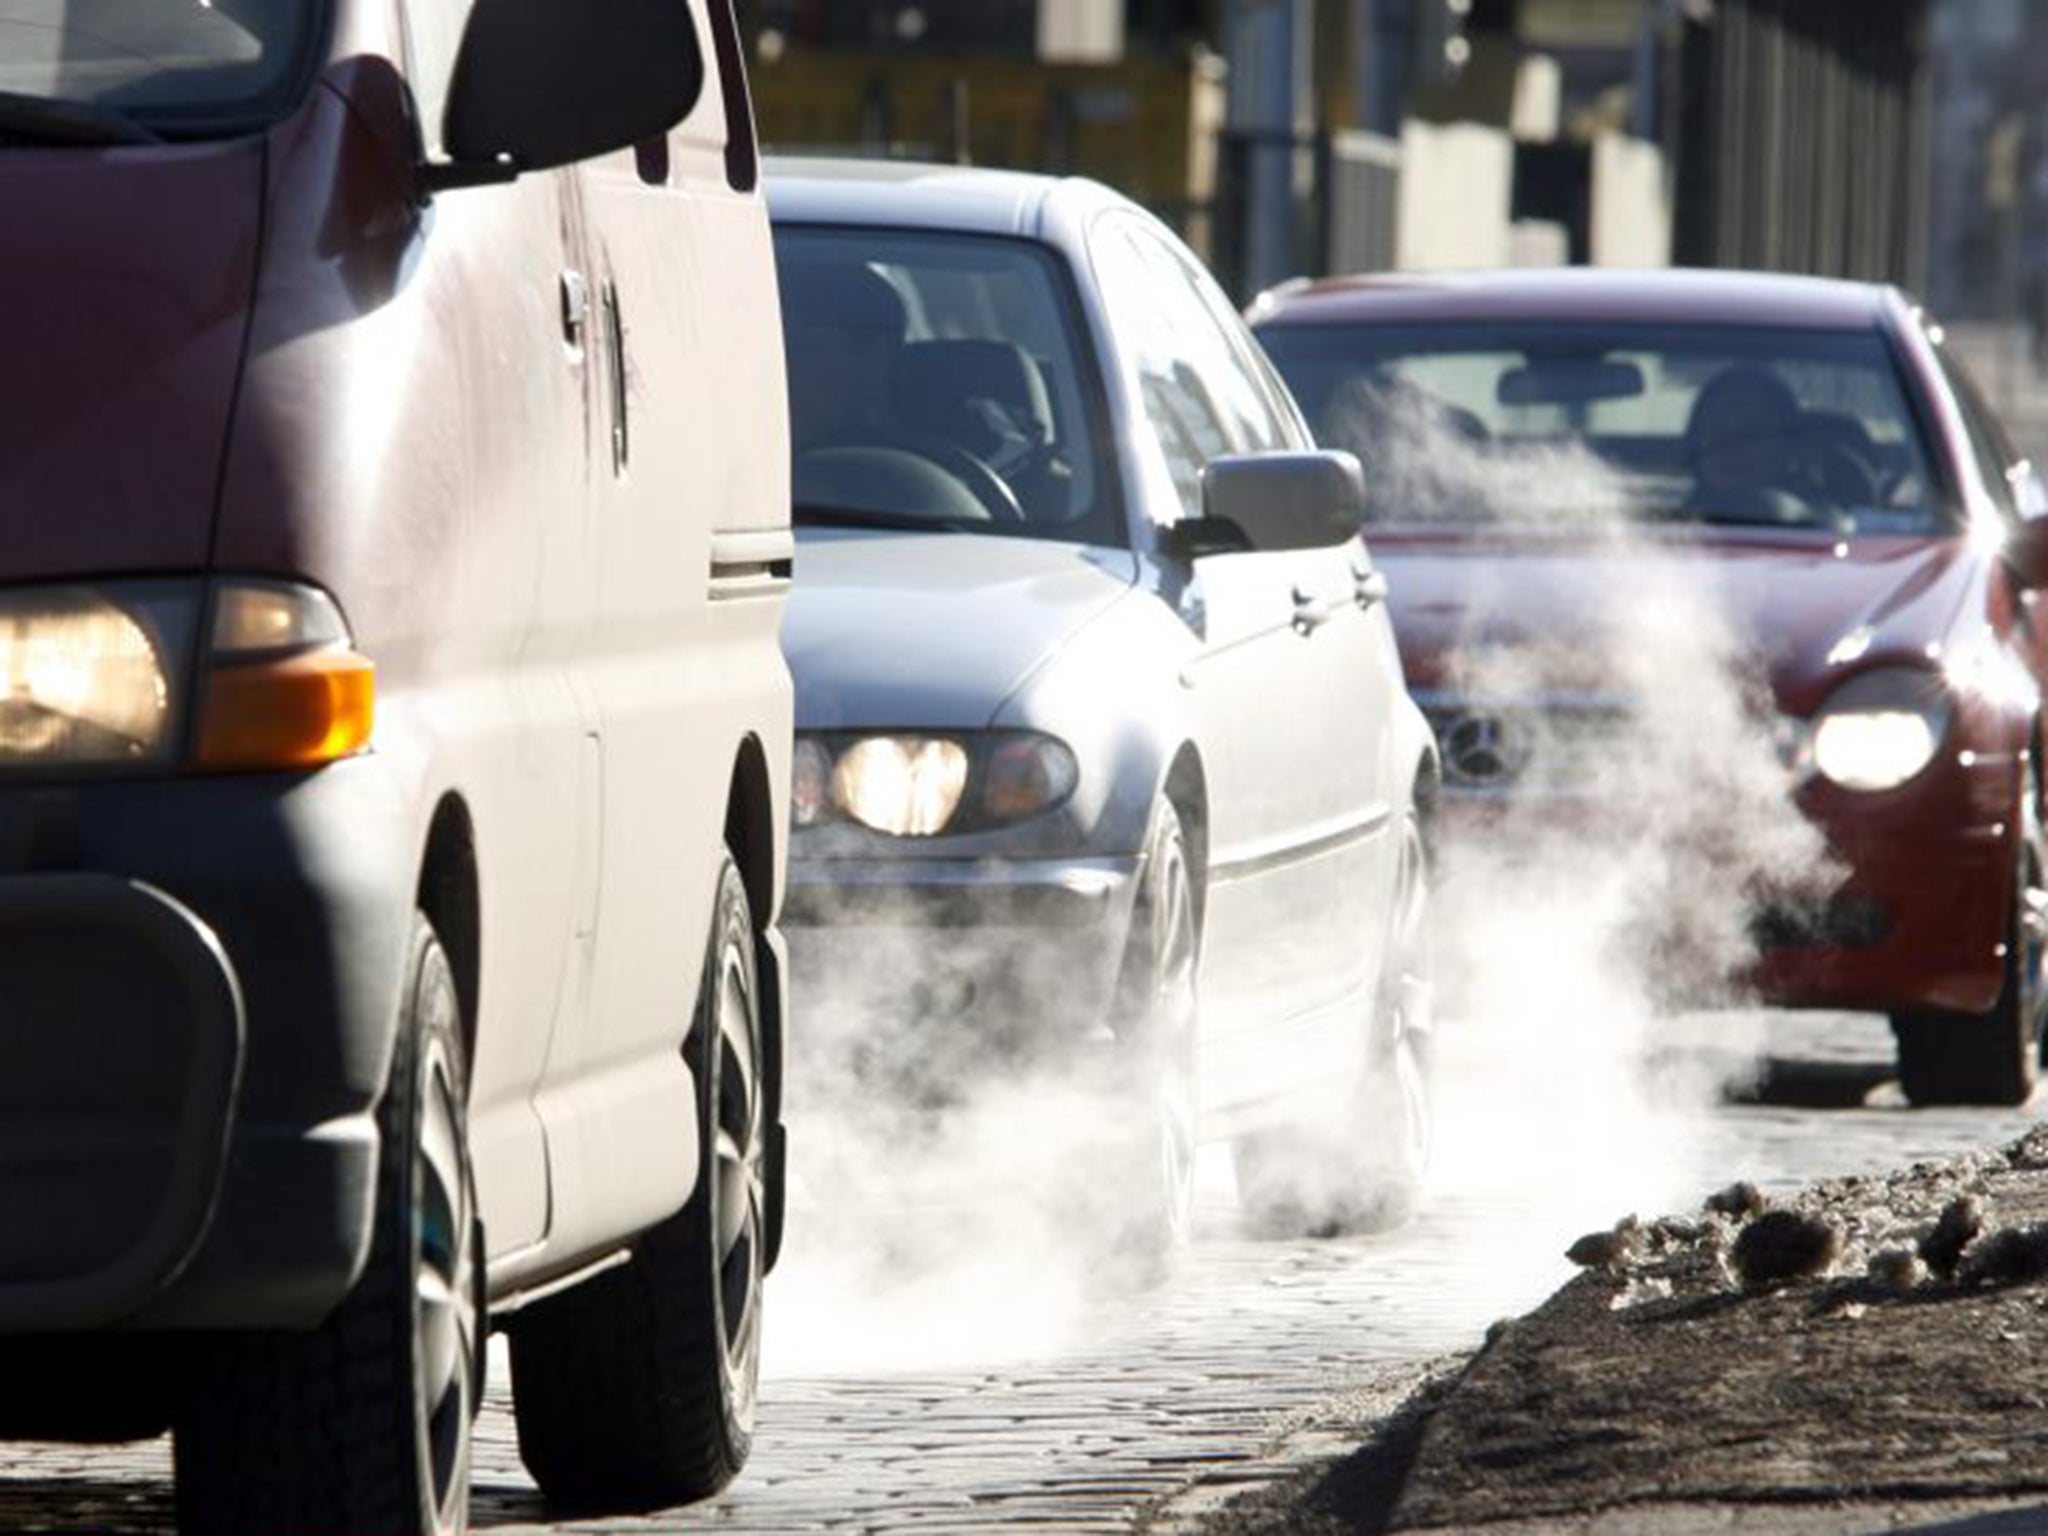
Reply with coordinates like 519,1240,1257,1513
1258,321,1949,536
0,2,326,138
774,226,1122,547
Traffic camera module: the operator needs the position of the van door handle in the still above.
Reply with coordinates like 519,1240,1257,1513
560,269,589,349
1292,584,1338,634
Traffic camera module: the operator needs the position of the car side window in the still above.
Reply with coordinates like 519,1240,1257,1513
1934,345,2018,519
1138,230,1300,455
1093,215,1290,521
1092,220,1231,520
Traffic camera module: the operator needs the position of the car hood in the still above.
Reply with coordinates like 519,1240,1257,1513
785,530,1138,728
0,142,264,582
1377,527,1985,715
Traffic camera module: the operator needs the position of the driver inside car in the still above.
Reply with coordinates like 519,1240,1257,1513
1685,363,1811,521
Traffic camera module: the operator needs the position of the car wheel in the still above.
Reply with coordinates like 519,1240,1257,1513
1237,811,1433,1235
1103,800,1200,1257
511,854,765,1509
1892,773,2048,1107
174,915,483,1536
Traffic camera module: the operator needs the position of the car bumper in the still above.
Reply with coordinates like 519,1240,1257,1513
784,853,1140,1067
0,763,411,1336
1751,818,2012,1016
1434,744,2017,1017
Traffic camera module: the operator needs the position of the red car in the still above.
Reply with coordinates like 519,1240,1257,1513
1253,269,2048,1107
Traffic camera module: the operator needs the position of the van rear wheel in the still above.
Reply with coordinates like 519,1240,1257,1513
510,855,765,1510
174,916,482,1536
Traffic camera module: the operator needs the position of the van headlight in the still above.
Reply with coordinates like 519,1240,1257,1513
0,586,186,766
1809,667,1950,792
0,579,373,774
794,731,1079,836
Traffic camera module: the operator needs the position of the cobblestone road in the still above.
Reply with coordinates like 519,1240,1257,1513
5,1013,2039,1534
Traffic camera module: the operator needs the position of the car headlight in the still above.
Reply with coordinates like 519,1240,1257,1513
0,578,373,775
1809,666,1950,792
794,731,1079,836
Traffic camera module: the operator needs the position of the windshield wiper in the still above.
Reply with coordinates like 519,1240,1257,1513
0,90,160,146
794,503,973,534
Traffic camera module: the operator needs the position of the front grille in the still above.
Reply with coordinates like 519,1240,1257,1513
1421,692,1634,793
1751,893,1891,951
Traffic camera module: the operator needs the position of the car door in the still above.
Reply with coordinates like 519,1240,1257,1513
1089,213,1390,1114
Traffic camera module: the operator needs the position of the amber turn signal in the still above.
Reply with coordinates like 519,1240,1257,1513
195,650,375,771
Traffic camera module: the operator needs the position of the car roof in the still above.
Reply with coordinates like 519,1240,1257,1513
1249,267,1899,331
764,156,1113,239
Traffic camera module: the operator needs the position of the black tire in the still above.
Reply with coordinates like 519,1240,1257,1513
1237,810,1433,1236
174,916,484,1536
510,855,765,1511
1104,800,1201,1258
1892,775,2048,1107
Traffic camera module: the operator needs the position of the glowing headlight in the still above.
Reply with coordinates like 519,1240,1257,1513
0,578,373,775
795,732,1079,836
0,589,174,765
1809,667,1950,792
830,737,970,835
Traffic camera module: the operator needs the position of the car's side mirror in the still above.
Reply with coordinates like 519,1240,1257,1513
423,0,706,194
2005,515,2048,591
1169,451,1365,559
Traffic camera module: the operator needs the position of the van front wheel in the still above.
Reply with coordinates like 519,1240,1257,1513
174,916,483,1536
510,855,765,1510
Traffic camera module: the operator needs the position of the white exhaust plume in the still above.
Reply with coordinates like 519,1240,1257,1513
765,924,1166,1376
1330,380,1838,1279
764,386,1840,1372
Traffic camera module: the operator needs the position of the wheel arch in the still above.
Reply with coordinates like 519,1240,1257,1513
722,733,787,1270
416,793,481,1077
723,733,778,931
1162,743,1209,932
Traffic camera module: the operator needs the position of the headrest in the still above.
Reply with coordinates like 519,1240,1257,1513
891,340,1055,454
780,262,907,341
1686,365,1799,448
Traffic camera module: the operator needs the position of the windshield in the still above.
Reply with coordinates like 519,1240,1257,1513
774,226,1123,547
1258,321,1948,536
0,2,326,137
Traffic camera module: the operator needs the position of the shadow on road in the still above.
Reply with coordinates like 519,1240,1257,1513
0,1479,170,1535
1901,1501,2048,1533
1725,1055,1896,1110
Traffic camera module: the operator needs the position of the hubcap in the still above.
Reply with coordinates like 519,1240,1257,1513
1380,822,1434,1182
712,937,766,1431
1151,830,1199,1245
413,953,477,1530
2021,791,2048,1064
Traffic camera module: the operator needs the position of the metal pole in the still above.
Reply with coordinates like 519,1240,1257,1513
1226,0,1313,295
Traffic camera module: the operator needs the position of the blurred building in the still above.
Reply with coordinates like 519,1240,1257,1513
740,0,1936,299
1926,0,2048,323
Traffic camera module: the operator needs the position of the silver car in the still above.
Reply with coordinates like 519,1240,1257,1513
769,160,1438,1238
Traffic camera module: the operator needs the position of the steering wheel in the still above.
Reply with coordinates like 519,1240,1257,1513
874,428,1027,525
1792,439,1881,509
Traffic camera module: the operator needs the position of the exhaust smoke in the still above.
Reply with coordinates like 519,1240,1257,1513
1329,383,1839,1279
765,386,1841,1373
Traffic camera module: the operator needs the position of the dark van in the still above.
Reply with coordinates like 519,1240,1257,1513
0,2,792,1530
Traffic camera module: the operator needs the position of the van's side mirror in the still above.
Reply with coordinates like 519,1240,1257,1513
423,0,706,194
1168,451,1366,559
